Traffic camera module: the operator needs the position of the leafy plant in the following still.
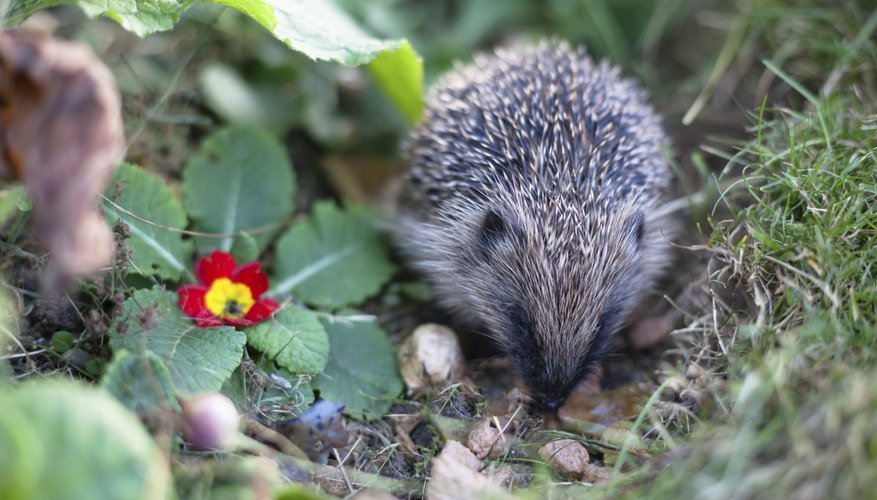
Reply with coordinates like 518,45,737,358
244,306,329,375
272,201,396,308
313,312,403,420
182,126,295,253
0,381,171,500
108,288,247,395
104,162,192,281
6,0,423,122
101,349,180,413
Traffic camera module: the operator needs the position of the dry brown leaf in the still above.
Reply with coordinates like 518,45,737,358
0,29,123,278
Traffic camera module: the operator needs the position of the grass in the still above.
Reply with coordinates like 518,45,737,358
603,6,877,494
631,96,877,498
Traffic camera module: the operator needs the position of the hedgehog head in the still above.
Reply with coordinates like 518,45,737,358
441,190,659,411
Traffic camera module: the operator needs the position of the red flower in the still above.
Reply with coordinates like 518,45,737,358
178,251,279,327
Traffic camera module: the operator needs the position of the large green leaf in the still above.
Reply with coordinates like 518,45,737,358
104,162,193,281
312,313,402,420
0,390,40,500
367,42,423,124
101,349,181,414
7,0,423,122
0,380,170,500
270,201,396,308
244,306,329,375
108,288,246,395
182,126,295,253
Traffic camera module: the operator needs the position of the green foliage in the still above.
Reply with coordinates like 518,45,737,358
102,349,181,413
231,231,261,263
0,380,170,500
244,306,329,375
7,0,423,121
0,390,39,499
271,201,396,308
0,185,29,227
50,331,74,353
182,126,295,253
104,163,193,281
108,288,246,395
313,313,402,420
367,42,423,124
220,365,313,417
274,483,333,500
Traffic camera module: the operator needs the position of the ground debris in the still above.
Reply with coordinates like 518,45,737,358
398,323,465,395
275,399,350,463
467,416,515,460
426,439,512,500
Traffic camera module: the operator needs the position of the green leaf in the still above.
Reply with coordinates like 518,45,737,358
6,0,191,35
0,380,170,500
231,231,260,263
0,391,40,500
312,313,402,420
0,185,29,226
51,331,74,353
101,349,181,413
368,41,423,124
182,126,295,254
104,162,193,281
7,0,423,122
108,288,246,395
271,201,396,308
245,306,329,375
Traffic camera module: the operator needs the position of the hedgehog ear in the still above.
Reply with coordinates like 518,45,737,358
477,210,509,256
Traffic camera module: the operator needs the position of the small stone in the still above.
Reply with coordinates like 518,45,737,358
426,442,512,500
482,464,517,488
398,323,465,394
467,418,511,459
538,439,590,480
581,464,613,484
441,440,482,471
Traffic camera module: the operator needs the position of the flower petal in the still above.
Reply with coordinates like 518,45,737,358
245,298,280,323
231,261,269,297
179,285,224,327
196,251,236,286
178,285,208,317
223,317,255,327
195,315,225,328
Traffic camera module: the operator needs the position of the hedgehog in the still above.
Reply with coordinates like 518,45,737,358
393,41,673,413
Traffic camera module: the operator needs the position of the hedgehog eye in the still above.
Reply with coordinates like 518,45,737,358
505,302,532,343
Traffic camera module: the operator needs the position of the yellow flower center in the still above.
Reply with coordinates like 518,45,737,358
204,277,255,319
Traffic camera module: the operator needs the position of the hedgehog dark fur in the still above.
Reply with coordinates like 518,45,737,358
394,42,673,413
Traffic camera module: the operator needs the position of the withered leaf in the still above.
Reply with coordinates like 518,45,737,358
0,29,123,278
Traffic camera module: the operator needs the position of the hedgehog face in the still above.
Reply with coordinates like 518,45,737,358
460,200,653,413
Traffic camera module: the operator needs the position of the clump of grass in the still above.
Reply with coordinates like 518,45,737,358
616,18,877,497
